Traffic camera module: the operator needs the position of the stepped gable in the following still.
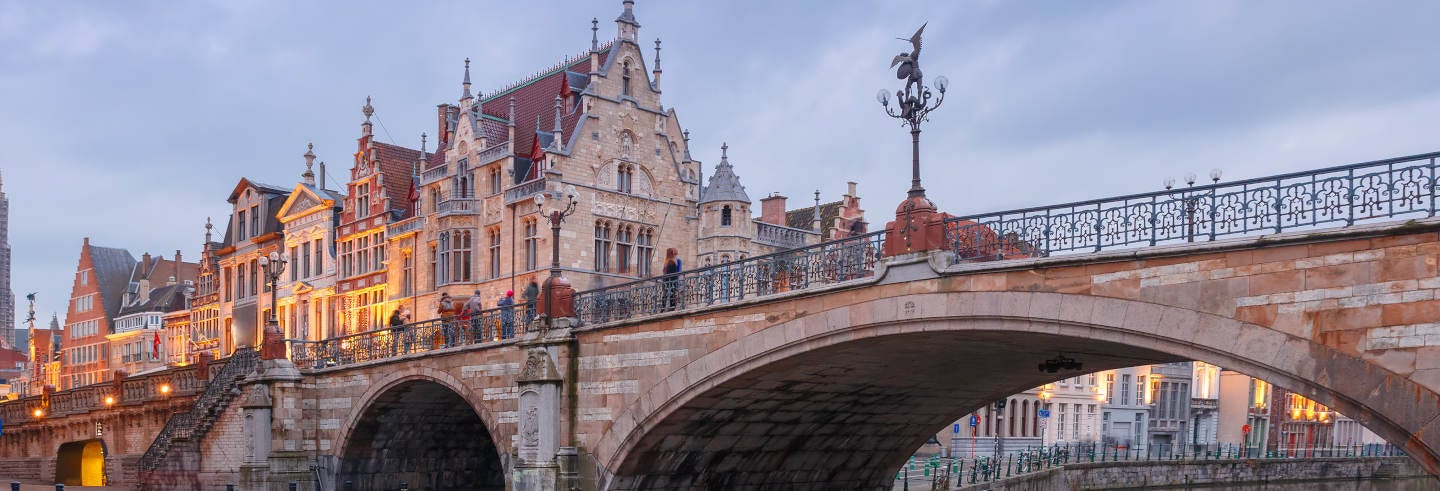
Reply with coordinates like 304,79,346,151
480,44,612,160
370,141,423,218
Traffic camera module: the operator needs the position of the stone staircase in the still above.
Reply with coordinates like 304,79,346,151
136,348,258,489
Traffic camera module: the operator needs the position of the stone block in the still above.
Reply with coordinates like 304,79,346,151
1090,297,1131,328
1155,307,1200,344
1029,292,1063,320
1231,327,1289,366
1248,270,1304,296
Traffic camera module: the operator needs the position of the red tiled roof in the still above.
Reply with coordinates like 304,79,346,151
479,47,610,158
371,142,421,219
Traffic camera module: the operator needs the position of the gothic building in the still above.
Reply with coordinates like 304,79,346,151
0,174,14,351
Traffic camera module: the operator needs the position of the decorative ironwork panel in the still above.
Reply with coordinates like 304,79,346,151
946,152,1440,261
573,231,884,326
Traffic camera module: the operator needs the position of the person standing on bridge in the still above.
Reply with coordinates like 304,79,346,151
438,292,456,347
498,290,516,338
389,309,405,356
663,248,683,311
464,291,484,342
522,279,539,326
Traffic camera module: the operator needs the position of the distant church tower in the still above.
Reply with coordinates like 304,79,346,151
0,173,14,350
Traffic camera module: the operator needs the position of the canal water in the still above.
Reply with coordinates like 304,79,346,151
898,477,1439,490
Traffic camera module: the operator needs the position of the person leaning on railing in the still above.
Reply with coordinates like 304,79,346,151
438,292,457,347
662,248,682,311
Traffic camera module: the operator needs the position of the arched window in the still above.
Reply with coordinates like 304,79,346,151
637,228,655,276
593,221,613,272
617,164,633,193
1008,400,1017,437
616,225,633,274
622,61,632,96
721,205,732,226
1021,400,1029,437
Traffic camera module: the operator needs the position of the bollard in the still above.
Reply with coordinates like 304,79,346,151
290,482,298,491
227,484,235,491
9,481,16,491
56,484,64,491
400,482,409,491
344,481,355,491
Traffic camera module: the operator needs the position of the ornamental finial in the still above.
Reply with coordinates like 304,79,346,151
362,96,375,123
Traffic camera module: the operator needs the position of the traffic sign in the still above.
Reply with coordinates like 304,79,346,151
953,423,960,434
1242,424,1252,433
969,415,979,427
1039,409,1050,418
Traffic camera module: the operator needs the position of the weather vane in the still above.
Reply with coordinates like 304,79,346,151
878,23,948,199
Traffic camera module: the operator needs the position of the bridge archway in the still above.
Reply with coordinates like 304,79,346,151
55,438,106,486
337,376,505,490
597,292,1440,489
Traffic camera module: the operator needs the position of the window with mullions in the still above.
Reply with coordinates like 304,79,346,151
593,221,612,272
488,228,501,279
524,219,539,271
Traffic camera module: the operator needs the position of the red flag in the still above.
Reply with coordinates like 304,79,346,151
153,330,162,360
559,75,573,101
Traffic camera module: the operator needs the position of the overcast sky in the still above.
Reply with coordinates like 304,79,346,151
3,0,1439,329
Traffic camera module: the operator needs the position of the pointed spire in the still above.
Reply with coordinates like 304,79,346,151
302,142,317,186
416,133,428,178
721,142,728,161
591,18,600,51
508,96,517,127
812,189,822,231
553,96,563,133
204,217,213,243
701,142,749,204
654,38,662,72
461,58,473,102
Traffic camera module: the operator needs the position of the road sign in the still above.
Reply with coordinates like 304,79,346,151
953,423,960,434
1039,408,1051,418
969,415,979,426
1242,424,1252,433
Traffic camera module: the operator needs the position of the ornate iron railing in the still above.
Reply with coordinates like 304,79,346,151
288,303,536,369
754,221,814,249
573,231,885,325
945,151,1440,262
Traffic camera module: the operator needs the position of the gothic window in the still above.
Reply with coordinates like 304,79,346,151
593,221,612,272
401,251,414,297
637,228,655,277
721,205,732,227
488,228,501,279
524,219,539,271
622,61,631,96
489,167,502,195
430,188,442,213
720,254,730,263
616,225,633,274
451,230,472,283
429,244,437,290
617,164,634,193
436,231,451,285
455,158,471,199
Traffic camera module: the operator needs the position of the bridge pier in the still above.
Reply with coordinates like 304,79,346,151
513,320,578,491
243,329,316,491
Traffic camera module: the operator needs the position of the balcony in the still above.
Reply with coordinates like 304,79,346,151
420,164,449,185
505,178,547,206
437,198,480,217
476,141,511,164
388,216,425,238
755,222,814,249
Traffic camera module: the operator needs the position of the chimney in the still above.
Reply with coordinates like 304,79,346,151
141,252,152,273
319,161,327,190
847,181,857,199
760,193,788,226
173,250,182,284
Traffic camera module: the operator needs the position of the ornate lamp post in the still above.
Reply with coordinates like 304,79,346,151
878,24,950,256
258,251,288,359
1164,169,1222,242
533,185,580,331
1038,390,1052,449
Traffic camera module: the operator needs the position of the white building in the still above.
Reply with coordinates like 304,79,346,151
1099,366,1152,452
944,373,1104,458
1190,361,1222,450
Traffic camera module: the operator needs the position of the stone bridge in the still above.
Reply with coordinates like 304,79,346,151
5,151,1440,490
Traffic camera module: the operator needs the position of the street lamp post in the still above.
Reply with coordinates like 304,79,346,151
534,186,579,332
876,24,950,257
1038,390,1052,450
1164,169,1222,242
258,251,288,359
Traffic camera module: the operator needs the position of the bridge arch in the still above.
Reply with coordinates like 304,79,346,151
335,369,506,490
596,291,1440,489
55,438,107,486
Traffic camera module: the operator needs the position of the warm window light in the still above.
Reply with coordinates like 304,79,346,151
104,396,116,407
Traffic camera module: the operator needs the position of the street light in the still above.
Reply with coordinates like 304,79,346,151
259,251,288,356
533,185,579,332
258,251,288,325
878,24,948,200
31,408,42,419
103,395,115,407
1164,169,1222,242
159,383,171,397
1038,390,1052,448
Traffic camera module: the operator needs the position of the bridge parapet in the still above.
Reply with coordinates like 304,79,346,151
0,359,221,425
944,151,1440,262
